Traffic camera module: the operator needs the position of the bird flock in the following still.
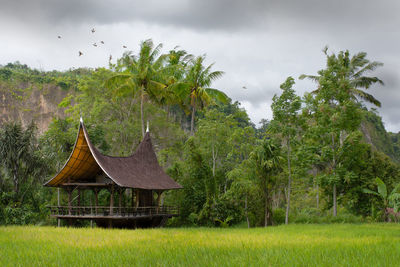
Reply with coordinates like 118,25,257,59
57,27,127,61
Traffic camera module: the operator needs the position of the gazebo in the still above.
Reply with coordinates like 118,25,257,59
44,118,182,228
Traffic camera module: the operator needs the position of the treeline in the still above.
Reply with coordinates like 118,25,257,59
1,40,400,226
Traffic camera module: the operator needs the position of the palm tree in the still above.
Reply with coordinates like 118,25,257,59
106,39,167,137
299,48,384,217
159,47,193,118
251,139,283,227
182,55,228,135
300,47,384,107
0,122,46,197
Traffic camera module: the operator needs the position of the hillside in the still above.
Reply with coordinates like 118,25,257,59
0,62,89,134
1,62,399,163
361,109,400,162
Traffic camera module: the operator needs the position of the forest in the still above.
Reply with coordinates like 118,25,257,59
1,39,400,227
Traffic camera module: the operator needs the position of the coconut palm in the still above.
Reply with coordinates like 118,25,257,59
159,48,193,117
181,55,227,135
106,39,167,137
299,48,384,107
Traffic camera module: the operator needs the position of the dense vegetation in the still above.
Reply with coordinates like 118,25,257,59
1,225,400,266
1,40,400,227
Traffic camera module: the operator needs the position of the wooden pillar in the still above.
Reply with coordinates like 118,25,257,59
68,188,72,215
110,185,114,216
94,188,98,215
131,188,135,208
89,191,93,227
77,189,81,215
135,189,140,209
118,188,122,214
156,191,162,213
123,188,126,207
77,189,81,206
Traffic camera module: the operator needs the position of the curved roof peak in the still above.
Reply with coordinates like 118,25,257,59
44,120,182,190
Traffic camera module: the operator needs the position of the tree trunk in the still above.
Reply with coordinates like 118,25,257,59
140,89,145,138
57,188,61,227
13,171,19,194
331,133,337,217
333,184,337,216
285,137,291,225
263,178,272,227
264,189,268,227
166,105,170,119
190,105,196,135
245,194,250,228
316,183,319,210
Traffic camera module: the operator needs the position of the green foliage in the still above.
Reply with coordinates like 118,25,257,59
273,208,286,224
0,44,396,228
0,122,53,225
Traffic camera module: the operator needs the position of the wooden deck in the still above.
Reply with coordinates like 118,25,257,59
49,206,179,220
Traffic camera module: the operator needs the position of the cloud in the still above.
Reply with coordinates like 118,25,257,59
0,0,399,131
0,0,270,31
6,0,397,33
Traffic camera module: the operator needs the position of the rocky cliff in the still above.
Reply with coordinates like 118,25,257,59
0,83,68,134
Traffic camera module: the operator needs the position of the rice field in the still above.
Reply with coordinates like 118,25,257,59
1,224,400,266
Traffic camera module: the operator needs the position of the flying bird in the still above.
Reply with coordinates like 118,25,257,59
100,41,104,44
79,51,83,56
91,28,95,33
57,35,62,39
123,45,127,48
93,43,97,47
242,86,247,89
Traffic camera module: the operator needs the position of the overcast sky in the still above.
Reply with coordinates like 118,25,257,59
1,0,399,131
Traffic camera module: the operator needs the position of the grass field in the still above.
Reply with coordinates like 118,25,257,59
1,224,400,266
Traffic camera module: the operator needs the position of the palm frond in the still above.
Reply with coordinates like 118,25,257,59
352,89,381,107
205,88,228,104
299,74,320,83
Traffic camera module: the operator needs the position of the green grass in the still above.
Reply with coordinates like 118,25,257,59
1,224,400,266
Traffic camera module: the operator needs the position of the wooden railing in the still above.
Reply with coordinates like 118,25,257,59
48,206,179,217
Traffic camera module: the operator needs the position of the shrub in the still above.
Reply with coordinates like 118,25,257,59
273,208,286,225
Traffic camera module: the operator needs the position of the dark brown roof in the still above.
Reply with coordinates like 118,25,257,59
44,120,182,190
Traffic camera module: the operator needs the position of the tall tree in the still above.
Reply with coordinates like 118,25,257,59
160,47,193,117
250,139,282,227
0,122,45,196
270,76,301,224
300,48,384,107
107,39,167,137
300,48,383,216
182,55,227,135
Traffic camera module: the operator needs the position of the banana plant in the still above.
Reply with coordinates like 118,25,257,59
363,177,400,220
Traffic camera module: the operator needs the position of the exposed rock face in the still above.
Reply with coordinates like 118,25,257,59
0,83,69,134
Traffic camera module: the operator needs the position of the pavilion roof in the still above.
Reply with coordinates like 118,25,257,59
44,120,182,190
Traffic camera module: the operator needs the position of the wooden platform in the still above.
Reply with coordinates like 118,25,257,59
49,206,179,228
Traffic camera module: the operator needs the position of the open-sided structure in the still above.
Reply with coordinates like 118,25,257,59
44,119,182,228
